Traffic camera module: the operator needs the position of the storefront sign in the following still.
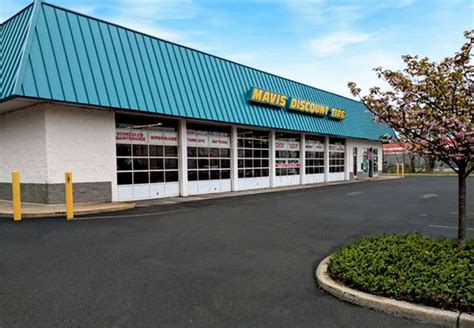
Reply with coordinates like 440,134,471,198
329,143,345,152
275,159,300,169
287,97,329,117
248,87,288,108
187,130,230,148
247,86,346,120
116,128,178,145
275,139,300,151
306,140,325,152
116,129,148,144
149,129,178,146
328,108,346,120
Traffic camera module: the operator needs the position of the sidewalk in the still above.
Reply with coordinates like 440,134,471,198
0,201,135,219
0,175,399,219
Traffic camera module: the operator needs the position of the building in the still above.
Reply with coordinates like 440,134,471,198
383,142,449,173
0,0,395,204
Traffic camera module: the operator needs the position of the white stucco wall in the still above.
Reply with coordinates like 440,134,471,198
44,104,117,199
0,104,117,200
0,106,48,183
347,139,383,175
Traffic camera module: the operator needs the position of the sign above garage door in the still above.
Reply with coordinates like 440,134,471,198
247,86,346,120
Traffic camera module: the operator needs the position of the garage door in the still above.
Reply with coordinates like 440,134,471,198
237,129,270,191
116,127,179,201
187,126,231,195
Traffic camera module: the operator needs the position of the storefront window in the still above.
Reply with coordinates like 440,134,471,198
305,136,325,174
329,138,345,173
237,129,270,178
187,125,231,181
115,114,179,185
275,133,300,176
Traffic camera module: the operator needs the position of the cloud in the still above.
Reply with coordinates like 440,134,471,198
309,32,372,57
399,0,415,7
118,0,198,20
284,1,362,28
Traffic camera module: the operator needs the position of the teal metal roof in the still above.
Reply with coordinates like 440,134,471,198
0,4,33,99
0,0,394,141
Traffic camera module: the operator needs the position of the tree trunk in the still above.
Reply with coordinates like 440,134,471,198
409,155,416,173
458,171,467,248
424,155,435,173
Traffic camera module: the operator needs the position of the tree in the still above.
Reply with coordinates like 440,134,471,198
348,30,473,248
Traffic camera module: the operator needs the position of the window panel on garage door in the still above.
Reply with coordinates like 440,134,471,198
329,138,345,173
115,115,178,186
305,135,325,174
187,125,231,181
237,129,270,178
275,133,300,176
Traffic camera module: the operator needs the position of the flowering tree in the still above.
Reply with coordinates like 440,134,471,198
348,30,473,248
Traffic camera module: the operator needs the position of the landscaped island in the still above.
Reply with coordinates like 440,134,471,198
328,234,473,313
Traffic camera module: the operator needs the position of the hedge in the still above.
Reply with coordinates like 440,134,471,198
328,233,473,313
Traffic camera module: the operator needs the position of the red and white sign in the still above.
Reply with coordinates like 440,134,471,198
306,139,324,152
275,159,300,169
149,129,178,146
116,128,177,145
116,129,148,144
275,139,300,151
329,143,345,152
187,130,230,148
383,142,409,155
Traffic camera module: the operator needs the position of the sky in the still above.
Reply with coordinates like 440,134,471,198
1,0,473,98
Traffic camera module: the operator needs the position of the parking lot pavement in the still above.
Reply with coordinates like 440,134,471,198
0,177,471,327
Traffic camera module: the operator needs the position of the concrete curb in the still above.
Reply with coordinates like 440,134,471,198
0,203,136,219
1,176,396,219
135,176,400,208
316,255,474,328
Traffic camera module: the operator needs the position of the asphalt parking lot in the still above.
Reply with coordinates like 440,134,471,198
0,176,472,328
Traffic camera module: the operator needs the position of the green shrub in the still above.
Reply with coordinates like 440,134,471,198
328,233,474,313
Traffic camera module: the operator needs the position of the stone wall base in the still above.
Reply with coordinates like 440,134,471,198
0,182,112,204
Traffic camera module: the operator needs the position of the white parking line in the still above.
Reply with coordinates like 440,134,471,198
346,191,363,196
421,193,438,199
428,224,474,231
73,209,191,221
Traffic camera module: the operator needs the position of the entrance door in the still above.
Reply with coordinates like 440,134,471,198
353,147,358,177
368,148,374,177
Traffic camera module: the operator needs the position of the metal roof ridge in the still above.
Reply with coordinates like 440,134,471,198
11,0,43,96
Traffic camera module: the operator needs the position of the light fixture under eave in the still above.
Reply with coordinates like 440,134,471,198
130,123,163,129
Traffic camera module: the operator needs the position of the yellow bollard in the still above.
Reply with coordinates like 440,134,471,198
396,164,400,177
401,163,405,178
65,172,74,220
11,171,22,221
